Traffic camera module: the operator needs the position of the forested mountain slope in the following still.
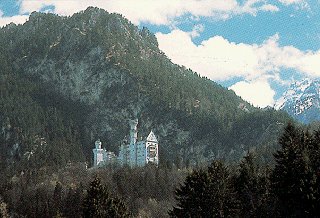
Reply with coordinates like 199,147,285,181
0,7,291,174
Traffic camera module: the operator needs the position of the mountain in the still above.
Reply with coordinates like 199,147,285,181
275,79,320,124
0,7,291,174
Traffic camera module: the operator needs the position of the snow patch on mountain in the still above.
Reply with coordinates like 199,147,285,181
275,78,320,123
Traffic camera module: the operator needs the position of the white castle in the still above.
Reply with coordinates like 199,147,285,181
93,119,159,167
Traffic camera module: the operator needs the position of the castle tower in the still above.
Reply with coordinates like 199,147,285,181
129,119,138,145
129,119,138,167
145,131,159,166
92,139,104,167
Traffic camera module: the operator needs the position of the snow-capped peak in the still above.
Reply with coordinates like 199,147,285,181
274,78,320,123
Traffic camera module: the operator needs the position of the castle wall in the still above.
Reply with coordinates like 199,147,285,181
136,141,146,166
93,148,104,167
146,141,159,165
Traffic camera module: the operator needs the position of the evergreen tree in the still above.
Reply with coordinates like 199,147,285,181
63,186,83,218
51,182,63,217
307,129,320,216
271,123,317,217
169,161,239,218
82,177,130,218
234,152,270,218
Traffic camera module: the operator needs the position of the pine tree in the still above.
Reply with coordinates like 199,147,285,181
271,123,316,217
63,187,83,218
82,177,130,218
234,152,270,217
307,129,320,216
169,161,239,217
51,182,63,217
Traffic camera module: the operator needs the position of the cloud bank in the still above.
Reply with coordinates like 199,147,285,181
230,79,276,108
157,31,320,81
278,0,307,6
16,0,282,25
0,0,307,28
156,30,320,107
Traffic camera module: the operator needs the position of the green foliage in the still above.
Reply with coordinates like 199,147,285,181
2,158,183,217
82,176,128,218
0,73,85,174
51,182,63,216
82,176,131,218
3,122,320,217
170,161,239,217
234,152,271,217
63,186,83,218
271,123,320,217
169,123,320,217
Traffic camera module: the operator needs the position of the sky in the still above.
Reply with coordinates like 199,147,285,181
0,0,320,108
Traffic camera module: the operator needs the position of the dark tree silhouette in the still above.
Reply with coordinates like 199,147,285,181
271,123,317,217
234,152,270,217
83,177,129,218
169,161,239,217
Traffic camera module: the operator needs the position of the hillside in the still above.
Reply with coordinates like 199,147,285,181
0,7,291,174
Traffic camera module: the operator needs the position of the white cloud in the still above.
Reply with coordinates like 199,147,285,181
278,0,309,9
260,4,280,12
230,79,276,107
19,1,49,14
156,30,320,107
234,0,279,15
0,9,28,27
156,30,259,80
190,24,205,38
299,51,320,76
255,35,320,78
17,0,281,25
278,0,306,5
157,30,320,80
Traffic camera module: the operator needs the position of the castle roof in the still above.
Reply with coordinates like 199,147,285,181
146,131,158,143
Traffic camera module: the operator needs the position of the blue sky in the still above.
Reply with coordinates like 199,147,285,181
0,0,319,107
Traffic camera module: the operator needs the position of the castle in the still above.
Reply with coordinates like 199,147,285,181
92,119,159,167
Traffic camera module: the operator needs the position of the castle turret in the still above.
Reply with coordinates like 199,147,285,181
129,119,138,145
146,131,159,166
95,140,102,149
93,139,104,167
129,119,138,167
